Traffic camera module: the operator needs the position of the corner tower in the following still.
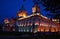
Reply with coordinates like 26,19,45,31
32,3,40,14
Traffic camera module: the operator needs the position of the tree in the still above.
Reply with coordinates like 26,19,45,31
41,0,60,18
41,0,60,13
32,0,60,18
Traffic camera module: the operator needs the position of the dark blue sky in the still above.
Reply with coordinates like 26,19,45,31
0,0,50,23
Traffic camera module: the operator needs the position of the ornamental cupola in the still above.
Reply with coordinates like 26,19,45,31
17,5,27,18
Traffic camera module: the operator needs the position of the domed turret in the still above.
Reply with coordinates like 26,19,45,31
17,10,27,18
17,5,27,18
10,17,15,24
4,17,10,24
32,3,40,14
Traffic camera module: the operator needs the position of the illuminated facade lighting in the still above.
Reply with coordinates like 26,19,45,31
4,18,10,24
32,7,36,13
3,3,60,33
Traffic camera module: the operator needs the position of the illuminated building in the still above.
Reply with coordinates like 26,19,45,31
4,17,10,24
4,4,60,33
4,17,10,31
16,4,59,33
4,17,16,32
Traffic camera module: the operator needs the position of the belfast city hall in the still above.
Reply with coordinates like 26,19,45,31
4,3,60,33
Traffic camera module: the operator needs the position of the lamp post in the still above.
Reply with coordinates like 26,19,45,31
46,14,53,32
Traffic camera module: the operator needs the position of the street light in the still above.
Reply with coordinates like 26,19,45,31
46,14,53,32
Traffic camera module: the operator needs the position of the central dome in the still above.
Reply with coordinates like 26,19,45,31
17,10,27,18
17,5,27,18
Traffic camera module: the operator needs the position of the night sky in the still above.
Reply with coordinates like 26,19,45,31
0,0,50,23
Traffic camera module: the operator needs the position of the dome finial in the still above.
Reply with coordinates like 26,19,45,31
32,0,40,4
19,5,25,11
17,5,27,18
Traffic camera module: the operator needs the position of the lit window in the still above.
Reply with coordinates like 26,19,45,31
30,23,32,26
21,29,23,32
24,29,25,32
27,29,29,32
52,19,58,21
4,19,10,24
19,29,20,32
40,24,42,26
51,27,55,32
35,22,39,25
33,30,37,33
13,28,15,31
45,27,49,32
31,29,32,32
